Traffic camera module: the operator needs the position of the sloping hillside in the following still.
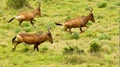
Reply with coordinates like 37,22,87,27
0,0,119,67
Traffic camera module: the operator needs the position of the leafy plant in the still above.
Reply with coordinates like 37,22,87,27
70,32,79,39
40,46,48,53
98,2,107,8
6,0,29,9
22,45,30,52
90,40,102,52
64,54,85,64
63,46,84,55
115,1,120,6
15,28,21,33
98,33,111,40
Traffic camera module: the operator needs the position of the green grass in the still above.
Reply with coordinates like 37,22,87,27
0,0,119,67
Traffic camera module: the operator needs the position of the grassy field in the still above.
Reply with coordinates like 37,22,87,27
0,0,119,67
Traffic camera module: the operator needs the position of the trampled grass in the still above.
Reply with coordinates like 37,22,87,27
0,0,119,67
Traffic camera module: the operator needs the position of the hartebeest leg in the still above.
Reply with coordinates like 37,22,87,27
69,28,72,34
79,27,84,33
33,45,39,51
19,21,23,27
85,25,89,28
36,46,39,51
84,25,89,31
30,20,34,26
33,19,36,22
64,26,68,31
12,42,20,51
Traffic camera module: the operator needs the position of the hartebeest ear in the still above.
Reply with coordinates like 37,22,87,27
89,8,93,13
48,27,51,33
38,2,41,7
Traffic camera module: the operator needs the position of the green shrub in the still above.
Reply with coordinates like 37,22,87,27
24,27,32,32
115,1,120,6
98,2,107,8
98,34,111,40
64,54,85,64
23,23,30,27
15,28,21,33
0,10,3,14
87,22,93,25
63,46,74,54
22,45,29,52
6,0,29,9
87,0,92,1
97,14,105,19
44,22,56,29
70,32,79,39
63,46,84,55
85,32,96,37
90,40,101,53
40,46,48,53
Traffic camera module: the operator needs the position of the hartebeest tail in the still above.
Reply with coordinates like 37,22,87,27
54,22,63,26
12,36,16,44
8,17,15,23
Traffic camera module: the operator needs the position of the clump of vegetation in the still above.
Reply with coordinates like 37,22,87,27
15,28,21,33
87,0,92,1
84,32,96,38
87,22,93,25
22,45,30,52
98,2,107,8
6,0,29,9
40,46,48,53
70,32,79,39
23,27,32,32
44,22,56,29
0,10,3,14
89,40,102,53
64,54,85,64
97,14,105,19
115,1,120,6
63,46,84,55
98,33,111,40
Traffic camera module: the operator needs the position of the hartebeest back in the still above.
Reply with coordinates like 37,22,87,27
8,2,41,27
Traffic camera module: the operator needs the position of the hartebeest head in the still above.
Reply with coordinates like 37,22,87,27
47,27,53,44
89,8,95,23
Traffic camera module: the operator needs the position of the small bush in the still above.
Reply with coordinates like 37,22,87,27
64,54,85,64
63,46,84,55
22,45,29,52
44,22,56,29
98,33,111,40
98,2,107,8
85,32,96,37
0,10,3,14
63,46,74,54
70,32,79,39
87,0,92,1
6,0,29,9
115,1,120,6
24,27,32,32
40,46,48,53
97,14,105,19
15,28,21,33
90,40,101,53
87,22,93,25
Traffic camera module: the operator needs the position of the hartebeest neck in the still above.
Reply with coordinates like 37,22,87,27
32,9,40,17
83,15,91,24
39,33,49,43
